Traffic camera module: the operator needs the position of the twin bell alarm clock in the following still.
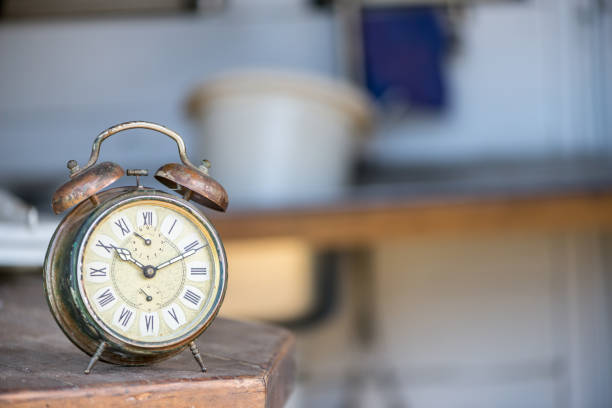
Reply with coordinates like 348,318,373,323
43,121,228,374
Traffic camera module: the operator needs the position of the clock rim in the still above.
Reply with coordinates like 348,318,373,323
72,190,227,351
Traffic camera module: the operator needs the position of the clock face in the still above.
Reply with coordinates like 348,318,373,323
77,198,224,347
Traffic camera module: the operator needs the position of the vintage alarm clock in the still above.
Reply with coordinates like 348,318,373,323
43,121,228,374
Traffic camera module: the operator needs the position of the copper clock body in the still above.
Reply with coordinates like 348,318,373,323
44,186,228,366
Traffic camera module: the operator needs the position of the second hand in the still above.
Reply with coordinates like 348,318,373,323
139,288,153,302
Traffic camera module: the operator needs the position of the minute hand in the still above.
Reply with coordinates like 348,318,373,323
155,246,204,270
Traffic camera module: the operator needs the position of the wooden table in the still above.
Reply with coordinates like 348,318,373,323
0,274,295,408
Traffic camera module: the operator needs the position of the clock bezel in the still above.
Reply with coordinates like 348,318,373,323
72,190,227,351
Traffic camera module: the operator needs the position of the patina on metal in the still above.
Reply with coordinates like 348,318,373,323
73,121,203,177
155,162,228,212
44,187,228,368
44,122,229,373
84,342,107,374
63,121,228,212
126,168,148,188
52,161,124,214
189,341,207,372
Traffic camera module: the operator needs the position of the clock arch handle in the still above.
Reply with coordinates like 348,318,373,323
76,121,199,175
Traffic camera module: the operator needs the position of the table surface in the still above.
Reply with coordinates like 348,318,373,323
0,274,295,408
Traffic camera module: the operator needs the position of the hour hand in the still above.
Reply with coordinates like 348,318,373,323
112,246,145,269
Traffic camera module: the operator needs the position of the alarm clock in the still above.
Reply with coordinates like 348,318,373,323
43,121,228,374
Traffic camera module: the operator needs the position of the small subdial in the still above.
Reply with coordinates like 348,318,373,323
136,284,163,312
128,228,165,264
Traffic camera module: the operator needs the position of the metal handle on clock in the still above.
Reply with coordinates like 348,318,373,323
73,121,200,177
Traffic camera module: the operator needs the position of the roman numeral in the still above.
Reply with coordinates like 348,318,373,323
162,303,185,329
86,262,110,282
96,240,114,253
183,289,201,306
183,240,200,252
145,315,154,332
117,307,133,327
168,219,178,235
89,266,107,277
142,211,153,226
97,289,115,307
114,218,130,236
167,307,180,324
140,312,158,336
190,267,208,275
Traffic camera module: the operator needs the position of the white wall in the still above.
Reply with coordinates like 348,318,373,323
0,0,610,191
365,0,612,165
0,1,336,187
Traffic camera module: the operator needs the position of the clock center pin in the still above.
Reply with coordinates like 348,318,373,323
143,265,157,279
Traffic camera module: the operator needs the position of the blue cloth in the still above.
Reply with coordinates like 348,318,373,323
361,7,447,109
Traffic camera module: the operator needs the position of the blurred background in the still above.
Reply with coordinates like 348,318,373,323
1,0,612,406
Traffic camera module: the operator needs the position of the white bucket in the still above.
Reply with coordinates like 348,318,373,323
186,70,373,208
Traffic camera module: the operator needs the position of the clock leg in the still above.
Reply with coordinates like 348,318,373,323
189,341,207,372
84,341,107,374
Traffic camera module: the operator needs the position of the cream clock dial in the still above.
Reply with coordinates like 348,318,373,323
79,200,218,345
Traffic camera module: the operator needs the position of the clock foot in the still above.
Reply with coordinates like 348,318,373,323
189,341,207,372
84,341,107,374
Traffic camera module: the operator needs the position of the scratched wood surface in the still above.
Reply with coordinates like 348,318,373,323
0,273,295,408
